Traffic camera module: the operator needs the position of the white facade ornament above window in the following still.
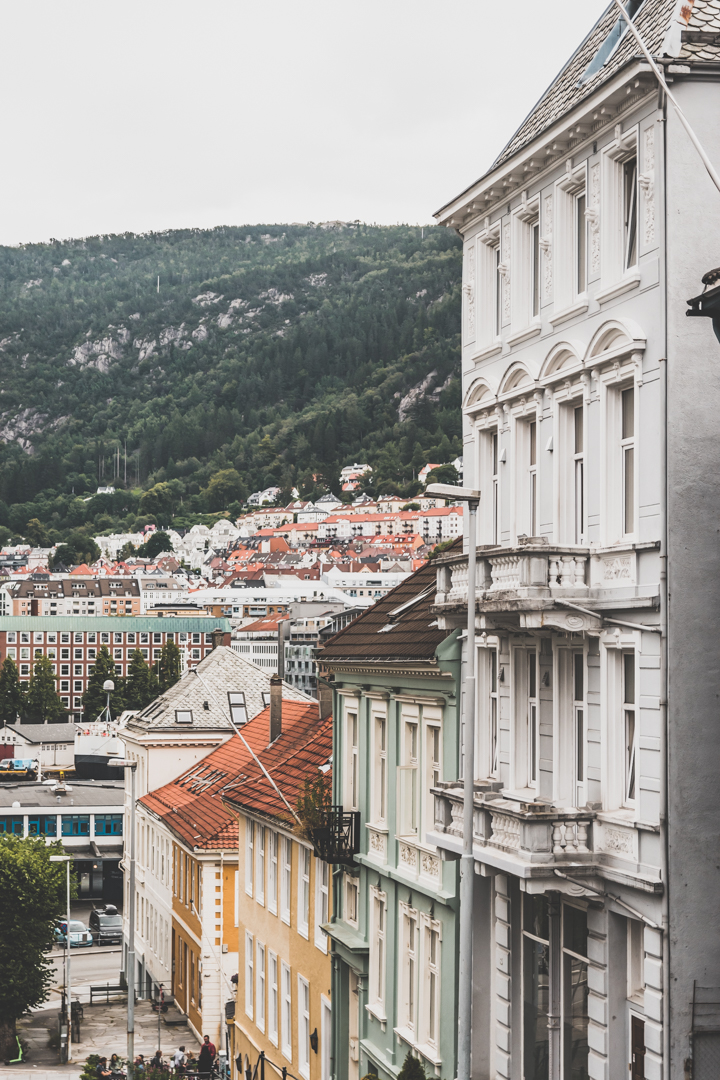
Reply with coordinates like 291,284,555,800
502,221,511,325
542,194,553,299
641,126,655,246
463,244,476,343
589,162,601,276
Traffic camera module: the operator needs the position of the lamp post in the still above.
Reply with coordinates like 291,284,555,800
49,854,72,1063
426,482,480,1080
109,758,137,1080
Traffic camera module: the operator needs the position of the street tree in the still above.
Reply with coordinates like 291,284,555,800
125,649,160,711
25,655,65,723
156,640,182,693
81,646,125,719
0,836,72,1058
0,657,26,726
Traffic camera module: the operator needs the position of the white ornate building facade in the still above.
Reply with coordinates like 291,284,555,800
429,3,720,1079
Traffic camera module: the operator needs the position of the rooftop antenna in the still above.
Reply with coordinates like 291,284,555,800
611,0,720,195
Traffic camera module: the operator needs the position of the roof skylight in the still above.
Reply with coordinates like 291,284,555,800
580,0,646,84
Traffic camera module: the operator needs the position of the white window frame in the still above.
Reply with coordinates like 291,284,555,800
418,913,442,1062
397,705,419,838
627,919,645,1006
600,126,641,297
345,705,359,811
281,960,292,1061
268,830,278,915
298,974,311,1080
281,835,291,926
298,845,310,939
234,870,240,927
510,197,541,336
512,645,539,793
622,650,637,808
423,707,442,845
344,873,359,929
269,951,279,1047
315,857,329,952
620,384,636,539
367,886,387,1021
245,819,254,897
398,902,419,1040
370,708,388,827
553,161,588,318
256,942,266,1033
245,931,254,1019
256,825,265,906
468,221,502,354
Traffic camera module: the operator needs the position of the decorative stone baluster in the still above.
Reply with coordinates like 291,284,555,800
559,557,574,588
553,822,566,853
576,821,589,852
548,558,560,587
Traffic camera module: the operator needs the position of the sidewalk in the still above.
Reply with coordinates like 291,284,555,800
4,998,197,1078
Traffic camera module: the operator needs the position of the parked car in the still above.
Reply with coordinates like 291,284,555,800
54,919,93,948
89,905,123,946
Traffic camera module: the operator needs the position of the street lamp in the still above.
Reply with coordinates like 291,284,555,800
49,854,72,1063
426,482,481,1080
109,758,137,1080
687,267,720,344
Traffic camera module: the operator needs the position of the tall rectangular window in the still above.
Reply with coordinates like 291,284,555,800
490,649,499,775
315,858,329,950
623,652,636,805
256,826,265,906
529,420,537,536
298,976,311,1079
345,875,359,927
523,894,549,1080
369,889,386,1018
624,157,638,269
574,406,585,543
622,387,635,535
491,431,499,545
347,710,359,811
298,847,310,938
399,716,419,836
281,961,292,1060
268,831,278,915
372,714,387,824
532,222,541,317
257,942,266,1032
245,932,254,1019
401,908,418,1036
563,906,589,1080
269,951,279,1046
423,920,441,1051
528,650,538,786
574,652,585,806
281,836,292,925
494,245,502,336
246,820,254,896
576,192,587,294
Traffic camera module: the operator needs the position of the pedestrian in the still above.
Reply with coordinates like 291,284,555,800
197,1036,214,1078
150,1049,164,1072
96,1058,112,1079
172,1045,187,1074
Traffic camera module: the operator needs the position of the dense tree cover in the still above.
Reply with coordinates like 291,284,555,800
25,655,65,723
0,835,72,1056
0,224,461,544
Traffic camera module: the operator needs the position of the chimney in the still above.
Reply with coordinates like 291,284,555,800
270,674,282,743
318,679,333,722
211,627,224,650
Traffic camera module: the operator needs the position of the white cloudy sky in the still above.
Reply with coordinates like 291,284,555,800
0,0,609,245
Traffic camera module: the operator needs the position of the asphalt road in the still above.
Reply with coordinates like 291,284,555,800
46,943,123,1002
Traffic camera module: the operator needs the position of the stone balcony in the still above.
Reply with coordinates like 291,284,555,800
433,539,659,628
428,782,662,893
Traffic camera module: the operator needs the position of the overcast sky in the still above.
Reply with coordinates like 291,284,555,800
0,0,609,246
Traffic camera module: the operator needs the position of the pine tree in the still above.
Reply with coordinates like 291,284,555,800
81,646,125,720
0,657,26,726
125,649,160,711
25,655,65,724
397,1052,426,1080
156,640,182,693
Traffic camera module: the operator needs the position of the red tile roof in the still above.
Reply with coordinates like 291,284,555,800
140,698,327,848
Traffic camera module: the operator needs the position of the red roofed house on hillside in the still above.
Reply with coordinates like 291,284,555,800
120,644,314,1042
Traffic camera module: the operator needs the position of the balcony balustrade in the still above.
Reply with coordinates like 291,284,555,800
430,782,661,892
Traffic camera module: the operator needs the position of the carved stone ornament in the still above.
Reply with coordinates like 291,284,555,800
421,853,440,878
602,556,633,581
399,842,418,869
642,126,655,246
369,829,387,857
603,827,634,855
502,221,511,325
589,163,601,275
543,194,553,299
464,243,476,343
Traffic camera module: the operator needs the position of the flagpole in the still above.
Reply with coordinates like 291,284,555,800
611,0,720,195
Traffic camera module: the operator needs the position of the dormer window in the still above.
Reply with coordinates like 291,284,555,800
580,0,647,84
175,710,193,724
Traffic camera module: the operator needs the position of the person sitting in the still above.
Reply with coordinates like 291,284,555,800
150,1050,164,1071
109,1053,124,1076
134,1055,145,1074
96,1058,112,1079
172,1045,187,1074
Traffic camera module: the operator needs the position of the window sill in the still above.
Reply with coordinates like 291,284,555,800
507,322,542,347
595,271,641,305
365,1002,387,1029
468,341,503,364
549,299,589,327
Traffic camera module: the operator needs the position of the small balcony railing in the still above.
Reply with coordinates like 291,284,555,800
311,806,361,865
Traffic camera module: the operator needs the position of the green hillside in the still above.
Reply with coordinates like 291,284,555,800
0,223,461,547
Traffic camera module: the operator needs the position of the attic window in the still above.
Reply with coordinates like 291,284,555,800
262,691,271,708
175,709,193,724
228,692,248,725
580,0,646,84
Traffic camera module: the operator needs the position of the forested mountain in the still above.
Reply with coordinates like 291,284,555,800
0,223,461,546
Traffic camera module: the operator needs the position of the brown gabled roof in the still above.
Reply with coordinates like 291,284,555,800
140,698,324,848
318,540,460,664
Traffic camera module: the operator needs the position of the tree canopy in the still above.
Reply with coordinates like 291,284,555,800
0,657,26,726
81,646,125,719
0,836,73,1056
25,655,65,723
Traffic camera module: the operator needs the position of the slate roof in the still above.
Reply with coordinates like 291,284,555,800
441,0,720,202
140,699,326,848
8,723,77,744
318,544,459,664
126,644,312,733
